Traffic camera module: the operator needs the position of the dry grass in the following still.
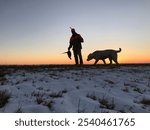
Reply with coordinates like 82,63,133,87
15,106,22,113
141,98,150,105
44,101,54,109
35,96,54,109
104,79,114,84
133,88,143,94
49,91,64,98
99,97,115,109
36,96,44,104
0,90,11,108
86,93,97,101
122,87,129,93
0,77,7,85
0,70,13,85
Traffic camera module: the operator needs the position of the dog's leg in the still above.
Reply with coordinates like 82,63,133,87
112,55,119,64
109,58,112,64
113,59,119,64
102,59,106,64
94,60,99,64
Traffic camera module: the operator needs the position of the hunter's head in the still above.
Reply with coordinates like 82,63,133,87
70,27,76,34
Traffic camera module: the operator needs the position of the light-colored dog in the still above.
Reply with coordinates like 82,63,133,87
87,48,121,64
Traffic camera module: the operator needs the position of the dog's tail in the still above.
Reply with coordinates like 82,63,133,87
116,48,121,53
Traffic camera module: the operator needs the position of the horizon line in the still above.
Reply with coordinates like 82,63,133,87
0,63,150,66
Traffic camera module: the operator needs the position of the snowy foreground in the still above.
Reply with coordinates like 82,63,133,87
0,64,150,113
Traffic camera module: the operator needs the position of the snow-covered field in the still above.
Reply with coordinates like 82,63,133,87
0,64,150,113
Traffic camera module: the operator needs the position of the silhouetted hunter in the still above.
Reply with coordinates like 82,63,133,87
68,28,84,65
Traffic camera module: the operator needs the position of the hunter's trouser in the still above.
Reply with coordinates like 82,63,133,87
73,49,83,65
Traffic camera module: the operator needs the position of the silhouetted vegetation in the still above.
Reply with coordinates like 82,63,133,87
0,90,11,108
141,98,150,105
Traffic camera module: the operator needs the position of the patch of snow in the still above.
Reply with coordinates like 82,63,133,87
0,65,150,113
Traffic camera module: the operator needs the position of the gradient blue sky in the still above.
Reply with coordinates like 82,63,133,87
0,0,150,64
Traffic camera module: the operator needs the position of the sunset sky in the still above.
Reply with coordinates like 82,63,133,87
0,0,150,64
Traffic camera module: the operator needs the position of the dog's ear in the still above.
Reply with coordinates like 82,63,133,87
90,53,93,56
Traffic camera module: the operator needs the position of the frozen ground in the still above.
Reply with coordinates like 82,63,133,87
0,64,150,113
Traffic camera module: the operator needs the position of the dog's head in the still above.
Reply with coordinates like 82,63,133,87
87,53,94,61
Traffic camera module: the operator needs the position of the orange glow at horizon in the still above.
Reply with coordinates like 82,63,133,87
0,46,149,65
0,53,150,65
